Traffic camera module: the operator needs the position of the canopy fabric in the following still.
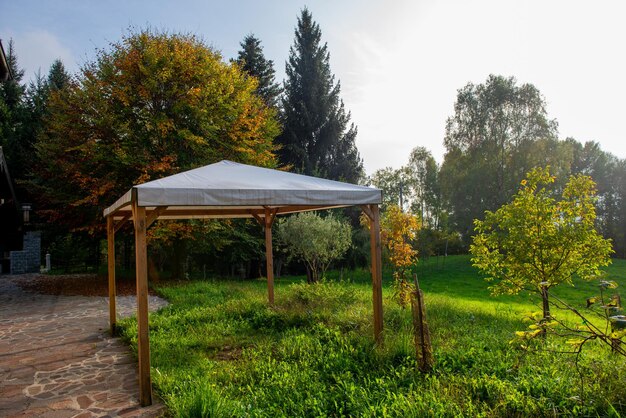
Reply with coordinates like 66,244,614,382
104,160,382,219
104,159,385,407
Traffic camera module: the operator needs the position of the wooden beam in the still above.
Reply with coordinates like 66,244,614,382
360,205,374,221
113,213,131,233
264,207,275,305
369,204,384,345
140,208,264,217
146,206,168,228
275,205,344,215
251,212,264,225
111,210,132,219
132,200,152,406
109,205,348,220
106,216,116,336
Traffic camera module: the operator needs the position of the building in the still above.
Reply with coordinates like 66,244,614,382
0,39,40,274
0,39,12,81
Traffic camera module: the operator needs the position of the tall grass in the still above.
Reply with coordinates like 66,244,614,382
118,256,626,417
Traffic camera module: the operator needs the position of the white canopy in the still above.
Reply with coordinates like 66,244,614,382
104,160,382,220
104,160,384,407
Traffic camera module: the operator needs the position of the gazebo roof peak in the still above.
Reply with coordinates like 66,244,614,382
104,160,381,219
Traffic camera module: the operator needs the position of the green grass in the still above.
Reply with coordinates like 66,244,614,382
118,256,626,417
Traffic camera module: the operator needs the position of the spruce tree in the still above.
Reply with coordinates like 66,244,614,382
47,59,70,91
236,35,281,108
279,8,364,183
0,40,27,178
20,60,71,178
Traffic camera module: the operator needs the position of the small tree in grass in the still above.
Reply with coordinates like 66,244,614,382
470,166,614,323
378,205,421,307
278,212,351,283
370,205,433,371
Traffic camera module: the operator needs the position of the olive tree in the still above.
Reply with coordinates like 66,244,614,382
278,212,351,283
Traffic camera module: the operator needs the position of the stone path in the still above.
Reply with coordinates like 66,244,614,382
0,274,168,417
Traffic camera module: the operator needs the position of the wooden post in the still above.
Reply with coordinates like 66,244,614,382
264,208,275,305
369,205,384,345
107,216,116,336
411,274,433,372
132,199,152,407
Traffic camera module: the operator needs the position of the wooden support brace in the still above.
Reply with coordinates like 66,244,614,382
146,206,168,228
360,204,374,221
132,200,152,406
114,214,131,233
251,212,264,225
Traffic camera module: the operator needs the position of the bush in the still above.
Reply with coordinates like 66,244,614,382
278,212,352,282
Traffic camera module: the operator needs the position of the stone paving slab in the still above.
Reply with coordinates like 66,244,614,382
0,274,168,417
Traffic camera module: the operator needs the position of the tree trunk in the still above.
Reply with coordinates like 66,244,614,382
123,236,132,271
611,337,621,354
275,257,283,278
147,258,160,282
540,285,551,338
541,285,551,320
171,239,186,280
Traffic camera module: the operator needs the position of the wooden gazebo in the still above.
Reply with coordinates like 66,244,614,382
104,160,384,406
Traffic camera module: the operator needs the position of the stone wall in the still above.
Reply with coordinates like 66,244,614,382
10,231,41,274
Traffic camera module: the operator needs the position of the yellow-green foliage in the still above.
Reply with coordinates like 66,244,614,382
278,212,352,282
471,166,614,296
379,205,421,306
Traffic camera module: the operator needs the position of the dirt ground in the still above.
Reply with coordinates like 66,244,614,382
17,273,151,297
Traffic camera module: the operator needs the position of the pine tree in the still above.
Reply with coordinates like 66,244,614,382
0,40,27,179
278,8,364,183
0,40,25,107
21,73,48,173
236,35,281,108
47,59,70,91
20,60,71,179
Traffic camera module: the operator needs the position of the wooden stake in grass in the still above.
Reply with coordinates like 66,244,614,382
411,274,433,373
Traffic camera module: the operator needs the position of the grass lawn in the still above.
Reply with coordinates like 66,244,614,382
119,255,626,417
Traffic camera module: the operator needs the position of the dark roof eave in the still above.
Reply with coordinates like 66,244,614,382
0,40,13,82
0,147,19,210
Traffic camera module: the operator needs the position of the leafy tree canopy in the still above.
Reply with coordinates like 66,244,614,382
369,166,411,212
370,147,443,229
470,166,614,319
379,205,421,306
442,75,558,240
278,212,352,283
35,29,280,234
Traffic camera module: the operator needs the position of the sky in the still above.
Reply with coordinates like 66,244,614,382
4,0,625,176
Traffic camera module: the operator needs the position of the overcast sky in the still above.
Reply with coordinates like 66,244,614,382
4,0,625,175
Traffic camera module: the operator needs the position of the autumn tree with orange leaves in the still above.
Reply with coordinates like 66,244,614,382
35,29,280,236
369,205,433,370
379,205,421,306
